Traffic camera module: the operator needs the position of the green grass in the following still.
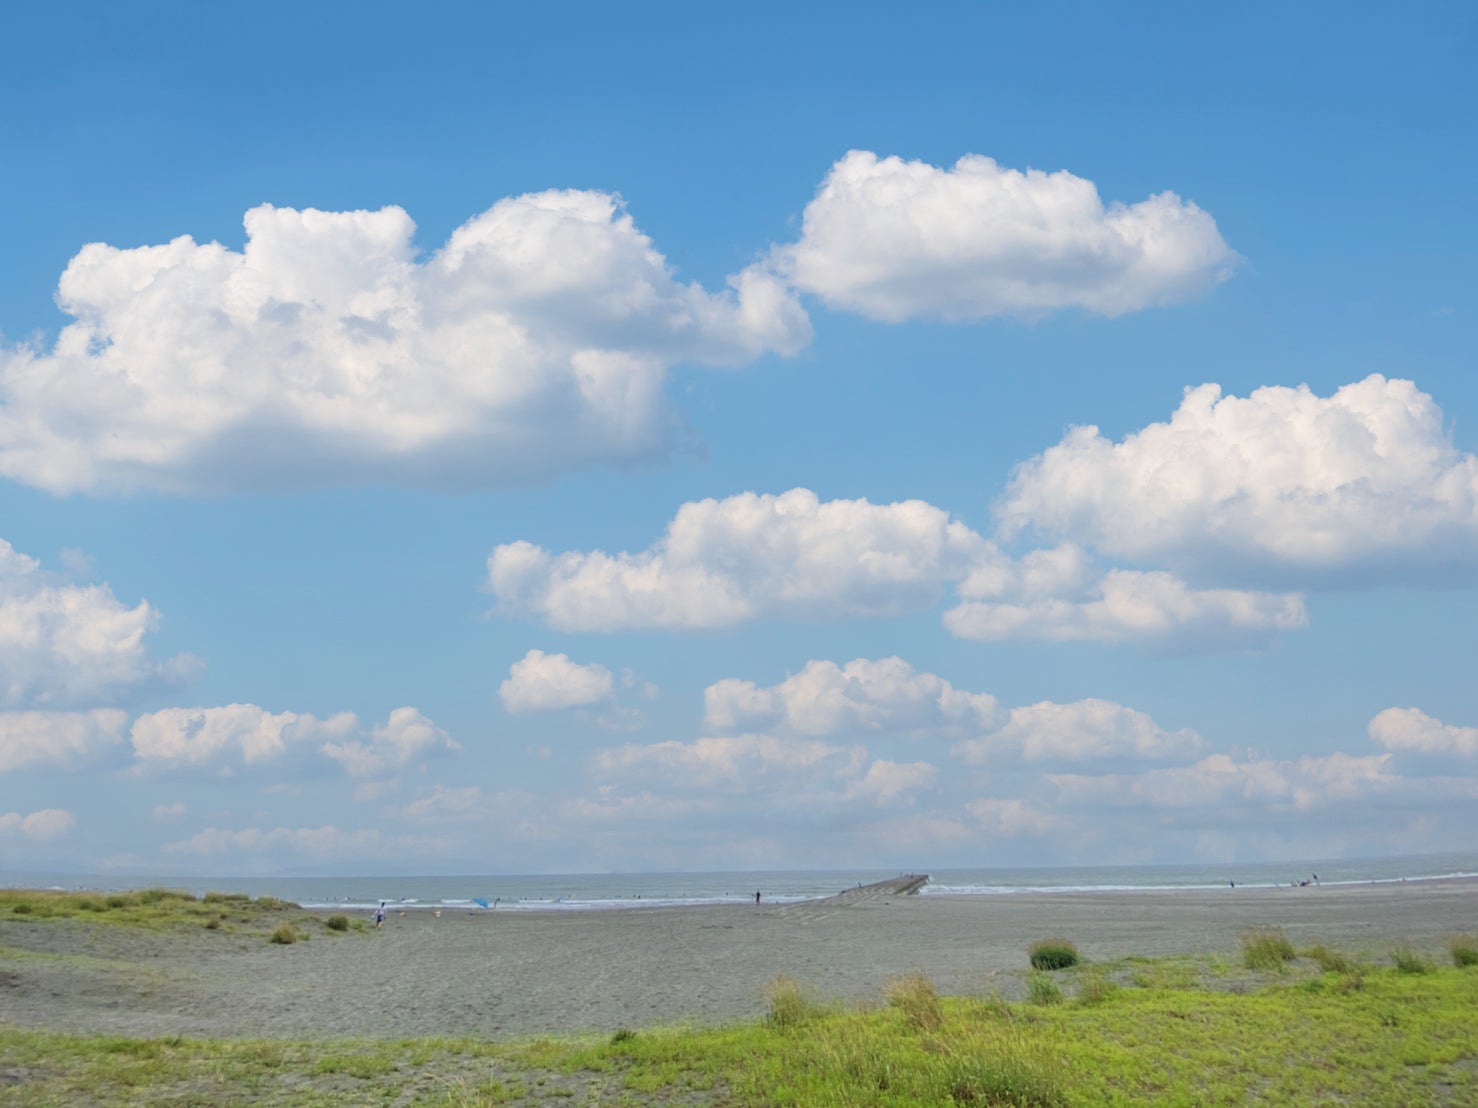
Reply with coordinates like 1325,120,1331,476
0,887,352,941
1241,926,1297,971
1449,934,1478,968
1029,938,1081,971
1,954,1476,1105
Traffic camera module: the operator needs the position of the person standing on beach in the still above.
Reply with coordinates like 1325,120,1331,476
375,902,386,927
755,890,761,905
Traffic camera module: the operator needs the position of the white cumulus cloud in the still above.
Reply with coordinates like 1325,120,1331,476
130,703,454,779
499,649,615,713
954,698,1206,766
703,656,1003,736
1369,707,1478,759
0,193,810,495
771,150,1237,322
0,807,76,841
321,706,459,778
0,538,198,707
488,488,990,630
1000,375,1478,582
0,709,129,772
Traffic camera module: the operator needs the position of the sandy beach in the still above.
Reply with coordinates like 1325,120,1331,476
2,877,1474,1042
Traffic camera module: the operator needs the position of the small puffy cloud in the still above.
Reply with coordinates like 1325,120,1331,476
595,734,865,793
845,759,938,805
0,538,198,707
130,704,354,770
966,797,1066,837
0,709,129,772
130,703,454,779
152,801,186,819
704,656,1003,736
499,649,614,713
488,488,990,630
0,807,76,841
999,376,1478,582
945,568,1306,650
955,699,1205,766
771,150,1236,323
1048,751,1401,813
1369,707,1478,759
321,706,459,778
0,193,809,495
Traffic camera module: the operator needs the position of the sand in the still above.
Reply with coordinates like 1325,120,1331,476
2,877,1474,1042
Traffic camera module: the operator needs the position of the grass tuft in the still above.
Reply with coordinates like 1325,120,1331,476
269,923,298,945
764,975,826,1029
1390,946,1434,974
324,914,350,932
1026,972,1063,1006
1303,944,1356,974
1028,938,1080,971
1241,927,1296,971
1449,934,1478,968
884,971,944,1031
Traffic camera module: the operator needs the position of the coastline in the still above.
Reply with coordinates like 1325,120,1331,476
2,876,1474,1042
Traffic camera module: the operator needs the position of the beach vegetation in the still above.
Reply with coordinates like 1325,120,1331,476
269,923,298,944
1391,946,1434,974
883,970,943,1031
325,914,350,932
0,887,341,942
1028,938,1080,971
1302,943,1356,974
1,958,1476,1105
763,975,829,1029
1026,972,1064,1006
1449,934,1478,968
1241,927,1296,970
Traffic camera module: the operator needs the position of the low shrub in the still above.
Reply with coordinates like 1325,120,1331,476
204,917,221,930
269,923,298,945
1303,944,1355,974
1241,928,1296,971
1449,935,1478,968
325,914,350,932
1026,973,1063,1006
1391,947,1434,974
11,903,32,915
1028,939,1080,971
609,1028,636,1045
885,971,944,1031
1075,977,1118,1006
765,975,826,1029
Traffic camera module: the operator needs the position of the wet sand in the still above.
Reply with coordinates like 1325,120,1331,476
2,877,1474,1041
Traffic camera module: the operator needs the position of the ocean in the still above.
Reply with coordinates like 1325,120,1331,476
7,851,1477,913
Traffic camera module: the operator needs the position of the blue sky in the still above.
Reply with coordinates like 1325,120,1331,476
2,1,1475,875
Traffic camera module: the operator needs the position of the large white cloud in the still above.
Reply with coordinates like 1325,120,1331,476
1369,707,1478,759
499,649,615,713
130,703,455,778
1000,376,1478,581
0,807,76,842
704,656,1003,736
488,488,1301,649
954,698,1206,766
0,709,129,772
321,706,459,778
0,538,197,707
771,150,1237,322
488,488,990,630
595,733,866,794
944,568,1306,649
0,193,810,494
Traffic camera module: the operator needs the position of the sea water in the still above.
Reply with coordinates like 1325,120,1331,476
7,851,1477,913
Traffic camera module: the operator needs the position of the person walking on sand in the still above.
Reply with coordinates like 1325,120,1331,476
754,890,761,905
375,902,386,927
